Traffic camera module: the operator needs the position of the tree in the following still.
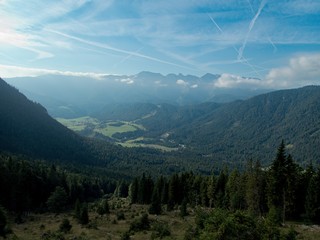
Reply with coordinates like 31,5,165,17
214,169,228,208
207,175,216,208
97,199,110,216
129,178,138,204
305,168,320,222
0,205,7,237
149,187,162,215
46,186,68,213
79,203,89,225
267,141,299,224
180,198,188,217
246,160,266,216
74,199,81,219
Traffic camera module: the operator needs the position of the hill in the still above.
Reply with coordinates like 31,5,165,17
84,86,320,166
0,77,95,164
169,86,320,165
0,78,216,176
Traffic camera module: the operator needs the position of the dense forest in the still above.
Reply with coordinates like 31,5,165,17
1,142,319,239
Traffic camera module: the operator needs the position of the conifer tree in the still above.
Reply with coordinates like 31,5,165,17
0,205,7,237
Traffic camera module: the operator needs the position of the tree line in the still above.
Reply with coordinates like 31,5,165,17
0,153,118,216
129,141,320,224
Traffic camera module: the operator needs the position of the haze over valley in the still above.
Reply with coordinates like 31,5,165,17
1,1,320,239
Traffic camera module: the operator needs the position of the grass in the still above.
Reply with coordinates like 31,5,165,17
94,121,140,138
5,197,320,240
56,117,177,151
7,199,194,240
56,116,99,132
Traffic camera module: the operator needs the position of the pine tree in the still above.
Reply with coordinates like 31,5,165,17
46,186,68,213
246,160,266,216
79,203,89,225
74,198,81,219
0,205,7,237
97,199,110,215
207,175,216,208
129,178,139,204
267,141,299,224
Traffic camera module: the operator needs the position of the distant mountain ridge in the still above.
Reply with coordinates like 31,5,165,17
5,72,270,118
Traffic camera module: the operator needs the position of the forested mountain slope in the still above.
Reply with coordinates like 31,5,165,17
170,86,320,165
0,77,96,163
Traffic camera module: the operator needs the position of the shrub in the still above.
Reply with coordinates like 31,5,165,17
59,218,72,233
129,213,150,232
151,221,171,239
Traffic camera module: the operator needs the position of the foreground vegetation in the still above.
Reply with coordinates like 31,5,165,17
3,199,320,240
1,142,320,239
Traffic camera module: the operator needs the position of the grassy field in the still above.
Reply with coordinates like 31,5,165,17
56,117,99,132
56,117,144,138
7,199,194,240
4,197,320,240
56,117,178,152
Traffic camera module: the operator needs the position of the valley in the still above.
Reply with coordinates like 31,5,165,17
56,116,179,152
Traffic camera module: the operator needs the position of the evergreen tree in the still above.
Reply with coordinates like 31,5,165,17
226,169,246,211
0,205,7,237
214,168,228,208
46,186,68,213
74,198,81,219
246,160,266,216
129,178,138,204
267,141,298,224
97,199,110,215
305,168,320,222
149,177,164,214
180,198,188,217
207,175,216,208
79,203,89,225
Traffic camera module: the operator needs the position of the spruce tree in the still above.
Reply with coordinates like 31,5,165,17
0,205,7,237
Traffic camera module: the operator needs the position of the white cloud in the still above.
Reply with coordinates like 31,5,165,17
176,79,189,87
214,73,262,88
120,78,134,84
191,84,198,88
265,53,320,88
0,64,107,79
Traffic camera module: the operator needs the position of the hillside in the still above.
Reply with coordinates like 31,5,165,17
76,86,320,166
0,77,94,163
0,78,216,176
169,86,320,165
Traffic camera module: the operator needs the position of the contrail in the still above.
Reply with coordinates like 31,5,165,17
268,37,277,53
207,14,263,79
238,0,267,61
207,13,223,33
112,47,144,69
45,28,189,70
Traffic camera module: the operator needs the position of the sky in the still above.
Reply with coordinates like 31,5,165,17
0,0,320,89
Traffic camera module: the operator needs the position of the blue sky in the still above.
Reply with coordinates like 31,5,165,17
0,0,320,89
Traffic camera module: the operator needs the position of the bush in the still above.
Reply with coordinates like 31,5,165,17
129,213,150,232
151,221,171,239
121,231,131,240
117,211,125,220
59,218,72,233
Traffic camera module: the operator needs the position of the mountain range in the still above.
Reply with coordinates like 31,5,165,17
5,72,270,118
